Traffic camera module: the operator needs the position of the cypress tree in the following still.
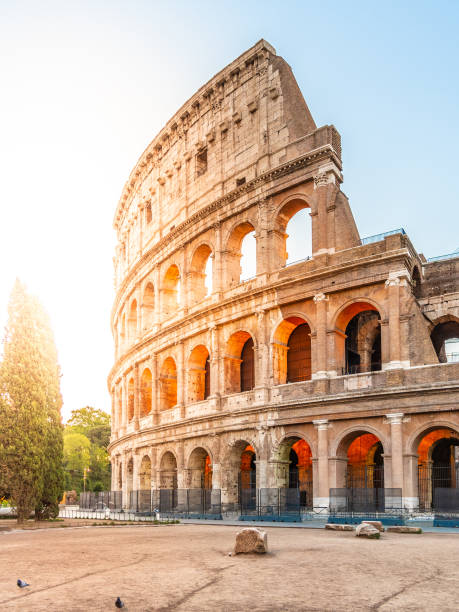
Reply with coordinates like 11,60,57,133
0,280,64,522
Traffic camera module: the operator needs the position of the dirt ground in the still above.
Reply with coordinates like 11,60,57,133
1,523,459,611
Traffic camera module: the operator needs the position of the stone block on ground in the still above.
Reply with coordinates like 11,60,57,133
234,527,268,554
362,520,384,532
387,526,423,534
355,523,380,539
325,523,355,531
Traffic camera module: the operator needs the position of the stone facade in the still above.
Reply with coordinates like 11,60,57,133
108,40,459,511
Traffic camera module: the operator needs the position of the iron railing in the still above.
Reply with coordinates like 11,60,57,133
418,464,458,510
240,488,303,520
360,228,405,245
130,488,222,518
79,491,122,511
329,488,402,513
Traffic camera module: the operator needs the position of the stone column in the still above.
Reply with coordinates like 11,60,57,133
312,165,341,256
384,271,409,369
256,197,270,275
213,222,223,296
153,267,160,326
255,310,269,401
313,419,330,510
121,377,127,432
208,325,221,409
312,292,329,378
386,413,405,498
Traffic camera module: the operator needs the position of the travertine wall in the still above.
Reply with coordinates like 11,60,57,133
108,40,459,511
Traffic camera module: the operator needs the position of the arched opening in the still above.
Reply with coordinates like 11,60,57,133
274,199,311,268
142,282,155,331
190,244,213,303
226,222,256,285
225,331,255,394
417,428,459,510
275,437,313,509
240,337,255,391
159,451,177,489
128,299,137,343
140,368,152,417
159,357,177,411
127,377,134,421
336,303,381,375
430,320,459,363
272,317,311,385
162,265,180,316
187,345,211,403
139,456,151,490
335,430,386,512
412,266,422,299
187,447,212,489
285,208,312,265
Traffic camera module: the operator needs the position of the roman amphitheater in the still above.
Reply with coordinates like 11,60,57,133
108,40,459,515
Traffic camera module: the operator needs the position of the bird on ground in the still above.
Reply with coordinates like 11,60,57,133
115,597,125,608
17,579,30,588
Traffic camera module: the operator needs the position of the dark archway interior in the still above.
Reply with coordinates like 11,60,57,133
345,310,381,374
287,323,311,382
240,337,255,391
430,321,459,363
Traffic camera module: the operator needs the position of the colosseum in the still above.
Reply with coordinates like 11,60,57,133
108,40,459,517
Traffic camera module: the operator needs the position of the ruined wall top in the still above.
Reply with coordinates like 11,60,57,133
113,39,341,241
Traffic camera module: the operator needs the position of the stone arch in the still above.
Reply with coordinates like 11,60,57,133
272,316,312,385
430,317,459,363
189,243,213,302
159,449,178,489
222,438,258,510
225,221,256,285
128,299,137,343
186,446,213,489
333,426,388,490
162,264,181,316
333,299,384,374
272,435,313,508
159,356,177,411
142,282,155,330
224,330,255,393
273,195,313,267
187,344,211,403
140,367,152,416
127,377,134,421
139,455,151,490
410,423,459,510
407,421,459,456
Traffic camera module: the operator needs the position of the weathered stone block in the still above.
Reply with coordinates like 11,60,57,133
234,528,268,554
325,523,355,531
387,526,423,534
361,520,384,532
355,523,380,539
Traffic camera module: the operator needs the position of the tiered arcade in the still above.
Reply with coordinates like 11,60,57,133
108,40,459,511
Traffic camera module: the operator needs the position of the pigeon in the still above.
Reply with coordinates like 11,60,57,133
17,579,30,588
115,597,125,608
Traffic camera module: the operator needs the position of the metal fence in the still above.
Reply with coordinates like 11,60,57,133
79,491,122,511
240,488,302,521
418,464,458,510
433,488,459,513
130,488,222,519
330,488,402,513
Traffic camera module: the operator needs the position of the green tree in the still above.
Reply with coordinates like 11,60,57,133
65,406,111,492
0,280,64,522
63,432,91,491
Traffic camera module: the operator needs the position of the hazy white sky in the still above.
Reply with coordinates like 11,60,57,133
1,1,458,421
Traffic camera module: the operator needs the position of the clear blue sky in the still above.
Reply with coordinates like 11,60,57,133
1,0,458,418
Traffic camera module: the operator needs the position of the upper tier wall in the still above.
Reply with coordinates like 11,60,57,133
114,40,341,260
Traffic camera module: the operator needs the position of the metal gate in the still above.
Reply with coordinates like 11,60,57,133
346,465,384,489
418,464,457,510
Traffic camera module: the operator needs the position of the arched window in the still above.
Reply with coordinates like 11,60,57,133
431,320,459,363
162,265,180,316
285,207,312,265
128,300,137,343
187,345,211,403
159,357,177,410
226,222,256,285
335,303,381,375
274,199,311,268
240,337,255,391
225,331,255,393
272,317,311,385
140,368,152,416
142,283,155,331
190,245,213,303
